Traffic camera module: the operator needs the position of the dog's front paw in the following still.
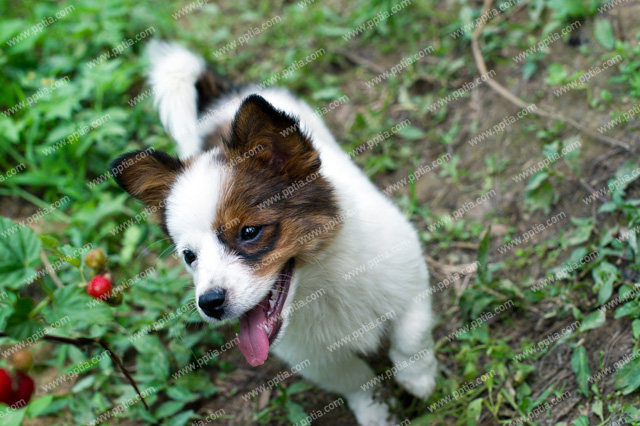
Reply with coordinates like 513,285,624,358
395,367,436,400
348,393,396,426
354,402,395,426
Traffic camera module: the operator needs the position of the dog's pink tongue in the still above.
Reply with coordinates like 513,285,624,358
238,305,269,366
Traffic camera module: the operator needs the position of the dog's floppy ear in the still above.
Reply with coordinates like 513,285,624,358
110,149,184,210
224,94,321,180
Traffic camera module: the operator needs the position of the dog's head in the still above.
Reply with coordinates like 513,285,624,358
111,95,340,365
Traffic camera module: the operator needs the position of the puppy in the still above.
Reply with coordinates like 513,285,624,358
111,42,437,426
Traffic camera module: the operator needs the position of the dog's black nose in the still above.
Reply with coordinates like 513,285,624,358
198,289,226,320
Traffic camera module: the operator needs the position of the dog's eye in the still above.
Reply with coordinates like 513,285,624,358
241,226,262,241
183,249,197,266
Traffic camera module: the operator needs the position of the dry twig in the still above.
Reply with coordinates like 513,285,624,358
39,252,64,289
470,0,631,151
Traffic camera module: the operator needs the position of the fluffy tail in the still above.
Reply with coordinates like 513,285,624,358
146,41,234,158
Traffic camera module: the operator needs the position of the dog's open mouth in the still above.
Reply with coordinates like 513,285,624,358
237,258,294,366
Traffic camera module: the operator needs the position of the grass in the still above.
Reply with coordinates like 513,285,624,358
1,0,640,425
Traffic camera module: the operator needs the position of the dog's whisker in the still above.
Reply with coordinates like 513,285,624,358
140,237,172,253
159,243,177,259
149,244,178,271
134,238,173,263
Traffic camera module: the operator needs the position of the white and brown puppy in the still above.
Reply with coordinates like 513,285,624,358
112,41,437,426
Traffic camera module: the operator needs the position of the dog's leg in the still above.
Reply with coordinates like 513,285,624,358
388,296,437,399
293,353,395,426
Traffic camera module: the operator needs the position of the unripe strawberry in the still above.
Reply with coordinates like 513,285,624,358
11,350,33,372
106,291,123,307
87,275,112,300
0,368,11,405
84,249,107,271
11,372,34,407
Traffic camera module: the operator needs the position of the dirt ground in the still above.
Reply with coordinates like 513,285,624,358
182,10,640,425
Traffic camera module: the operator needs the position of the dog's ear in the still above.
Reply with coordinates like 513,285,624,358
224,95,321,179
110,150,184,210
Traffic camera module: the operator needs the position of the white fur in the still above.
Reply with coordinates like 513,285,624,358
147,41,206,158
149,42,437,426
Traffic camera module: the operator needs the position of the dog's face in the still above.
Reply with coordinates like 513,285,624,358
111,95,340,365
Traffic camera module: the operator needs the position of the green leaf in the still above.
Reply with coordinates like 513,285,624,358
598,202,617,213
541,141,558,160
27,394,53,418
522,60,537,81
571,346,591,397
5,313,44,341
557,247,587,274
562,138,581,175
614,354,640,395
525,174,553,213
467,398,483,426
615,301,639,319
624,404,640,421
579,310,605,332
174,374,218,398
71,375,95,393
50,285,113,326
0,406,26,426
154,401,185,418
545,63,568,85
0,217,42,290
58,245,82,268
592,399,603,421
166,386,199,403
311,87,343,101
477,227,491,284
398,125,426,141
120,225,143,264
525,170,549,191
12,297,34,316
134,335,170,382
0,19,26,43
613,162,640,193
594,19,615,50
4,297,44,341
566,217,593,247
166,409,194,426
600,226,619,248
633,319,640,340
285,400,308,425
572,414,589,426
0,117,23,143
548,0,588,19
592,261,617,305
531,383,555,408
39,235,59,250
286,381,314,395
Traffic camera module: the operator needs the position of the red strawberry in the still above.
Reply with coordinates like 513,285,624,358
0,368,11,405
87,275,112,300
9,372,34,408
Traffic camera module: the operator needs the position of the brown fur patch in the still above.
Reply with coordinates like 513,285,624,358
202,121,232,151
110,150,185,232
213,95,341,278
195,70,235,115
